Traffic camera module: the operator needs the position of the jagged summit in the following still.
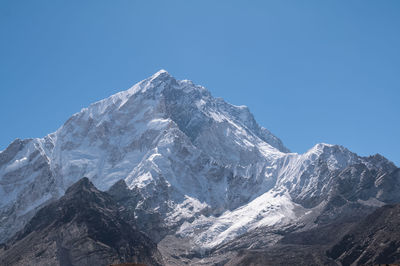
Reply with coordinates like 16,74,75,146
151,69,173,81
64,176,92,193
153,68,169,75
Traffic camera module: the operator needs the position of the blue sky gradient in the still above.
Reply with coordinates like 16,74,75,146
1,1,399,165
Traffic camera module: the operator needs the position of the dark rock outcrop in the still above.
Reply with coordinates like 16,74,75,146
0,177,164,266
328,204,400,265
107,179,173,243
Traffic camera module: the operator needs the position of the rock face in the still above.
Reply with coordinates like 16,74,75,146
0,70,399,264
328,203,400,265
0,177,163,266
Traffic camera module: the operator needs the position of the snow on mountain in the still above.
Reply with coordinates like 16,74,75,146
0,70,398,249
177,189,306,249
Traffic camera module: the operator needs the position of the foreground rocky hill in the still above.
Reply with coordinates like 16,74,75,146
0,178,163,266
328,203,400,265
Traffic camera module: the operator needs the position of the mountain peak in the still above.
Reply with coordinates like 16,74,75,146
124,69,176,96
150,69,172,80
64,176,94,195
153,69,169,75
67,176,90,186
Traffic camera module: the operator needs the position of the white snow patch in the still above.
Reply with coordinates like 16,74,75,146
358,198,385,207
208,111,225,122
4,157,28,173
196,99,206,108
133,172,153,188
178,190,302,249
166,196,208,225
147,119,170,130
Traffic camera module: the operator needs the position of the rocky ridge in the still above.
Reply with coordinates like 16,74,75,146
0,177,163,266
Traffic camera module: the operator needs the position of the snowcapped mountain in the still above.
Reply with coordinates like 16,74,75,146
0,70,399,259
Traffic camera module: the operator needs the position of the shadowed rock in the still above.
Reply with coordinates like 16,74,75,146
0,177,164,266
328,204,400,265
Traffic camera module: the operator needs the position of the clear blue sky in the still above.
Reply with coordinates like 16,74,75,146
1,1,399,166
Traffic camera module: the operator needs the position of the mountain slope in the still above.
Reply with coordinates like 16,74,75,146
0,177,163,266
328,203,400,265
0,70,399,257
